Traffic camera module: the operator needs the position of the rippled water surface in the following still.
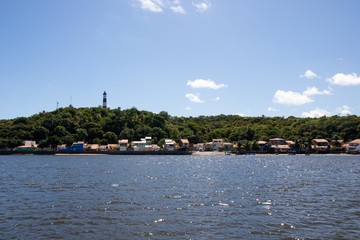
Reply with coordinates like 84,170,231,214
0,155,359,239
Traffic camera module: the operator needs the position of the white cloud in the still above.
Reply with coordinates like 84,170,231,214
136,0,209,15
267,107,278,112
192,1,211,13
187,79,227,90
300,70,318,79
185,106,192,111
170,5,186,14
273,90,313,106
327,73,360,86
215,97,220,101
185,93,204,103
303,86,331,96
273,87,331,106
139,0,163,12
302,108,331,118
336,105,352,115
236,113,244,117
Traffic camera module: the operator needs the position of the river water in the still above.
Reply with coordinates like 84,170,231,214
0,155,359,239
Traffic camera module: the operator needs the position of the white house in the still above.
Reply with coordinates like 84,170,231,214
132,137,152,151
346,139,360,153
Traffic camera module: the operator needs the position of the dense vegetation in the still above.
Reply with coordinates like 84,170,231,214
1,106,360,149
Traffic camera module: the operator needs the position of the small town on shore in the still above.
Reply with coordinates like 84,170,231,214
6,136,360,155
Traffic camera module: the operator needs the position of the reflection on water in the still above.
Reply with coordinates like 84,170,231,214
0,155,359,239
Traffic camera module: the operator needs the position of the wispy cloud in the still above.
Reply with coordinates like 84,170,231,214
185,106,192,111
215,97,220,101
170,5,186,14
327,73,360,86
336,105,352,115
300,70,319,79
267,107,278,112
185,93,204,103
192,1,211,13
303,86,331,96
139,0,164,12
136,0,211,14
137,0,186,14
187,79,227,90
302,108,331,118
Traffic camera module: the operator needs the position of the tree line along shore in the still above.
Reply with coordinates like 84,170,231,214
0,106,359,154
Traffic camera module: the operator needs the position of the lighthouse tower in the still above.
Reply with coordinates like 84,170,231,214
103,91,107,108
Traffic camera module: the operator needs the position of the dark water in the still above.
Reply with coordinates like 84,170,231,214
0,155,359,239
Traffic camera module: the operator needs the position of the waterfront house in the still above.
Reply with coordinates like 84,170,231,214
269,138,290,153
118,139,129,151
98,145,108,151
107,144,120,151
212,139,224,151
152,144,161,151
346,139,360,153
312,139,330,153
132,140,145,151
16,140,37,152
85,144,100,151
132,137,153,151
205,142,213,151
58,141,84,152
257,141,270,152
269,138,287,145
164,139,176,151
194,143,205,151
179,139,190,149
223,142,234,151
57,144,67,151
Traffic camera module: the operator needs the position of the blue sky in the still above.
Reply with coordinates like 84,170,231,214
1,0,360,119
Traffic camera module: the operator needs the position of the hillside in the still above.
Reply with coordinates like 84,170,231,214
0,106,359,149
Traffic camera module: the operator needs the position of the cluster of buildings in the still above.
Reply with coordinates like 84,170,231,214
255,138,360,153
12,137,360,154
55,137,360,153
56,137,190,152
193,139,235,152
192,138,347,153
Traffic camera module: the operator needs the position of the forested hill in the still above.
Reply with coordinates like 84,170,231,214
1,106,360,149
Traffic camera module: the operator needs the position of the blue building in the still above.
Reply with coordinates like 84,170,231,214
58,141,84,152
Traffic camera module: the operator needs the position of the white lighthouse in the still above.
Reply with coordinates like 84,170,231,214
103,91,107,108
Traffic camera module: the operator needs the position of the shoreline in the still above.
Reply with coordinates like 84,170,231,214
0,150,358,156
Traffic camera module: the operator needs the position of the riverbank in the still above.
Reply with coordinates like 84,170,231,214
0,150,192,155
0,150,357,156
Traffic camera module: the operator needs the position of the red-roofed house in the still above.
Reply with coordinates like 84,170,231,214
179,139,189,149
312,139,330,153
269,138,290,153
